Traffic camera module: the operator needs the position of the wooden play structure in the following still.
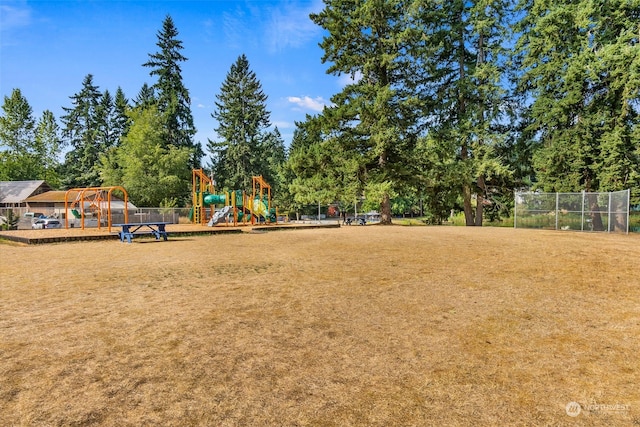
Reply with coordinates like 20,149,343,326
64,186,129,232
191,169,277,227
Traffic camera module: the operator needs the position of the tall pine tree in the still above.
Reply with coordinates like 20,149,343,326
285,115,360,218
1,89,64,183
260,127,287,194
95,90,117,153
517,0,640,204
134,83,157,109
208,54,276,191
34,110,63,187
411,0,514,225
143,15,201,167
60,74,102,188
0,88,35,154
311,0,424,224
0,88,39,180
112,87,131,145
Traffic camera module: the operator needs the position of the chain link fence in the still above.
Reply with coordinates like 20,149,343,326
0,207,194,230
514,190,630,233
110,208,192,225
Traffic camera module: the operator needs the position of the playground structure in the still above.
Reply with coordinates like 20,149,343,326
64,186,129,232
191,169,277,227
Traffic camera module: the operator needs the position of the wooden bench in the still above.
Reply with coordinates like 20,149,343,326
114,222,171,243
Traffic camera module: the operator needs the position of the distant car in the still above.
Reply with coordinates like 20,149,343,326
31,218,62,229
24,212,45,219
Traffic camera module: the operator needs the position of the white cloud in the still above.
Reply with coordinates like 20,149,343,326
265,0,324,52
287,96,331,112
222,8,252,50
0,2,31,31
0,1,32,46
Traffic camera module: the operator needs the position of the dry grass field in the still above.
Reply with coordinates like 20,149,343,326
1,226,639,426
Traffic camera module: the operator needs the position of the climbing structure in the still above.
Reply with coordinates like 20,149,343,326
191,169,277,226
192,169,215,226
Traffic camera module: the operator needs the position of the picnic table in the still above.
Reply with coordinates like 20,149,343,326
114,222,171,243
345,218,367,226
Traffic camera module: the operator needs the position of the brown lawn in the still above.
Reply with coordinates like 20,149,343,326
1,226,639,426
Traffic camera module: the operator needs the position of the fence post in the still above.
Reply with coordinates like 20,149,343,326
608,191,612,233
555,192,559,230
626,189,630,234
581,191,585,231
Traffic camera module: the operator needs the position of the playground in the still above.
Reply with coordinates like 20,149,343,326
1,226,639,425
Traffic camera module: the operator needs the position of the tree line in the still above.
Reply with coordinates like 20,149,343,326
1,2,639,225
291,0,639,225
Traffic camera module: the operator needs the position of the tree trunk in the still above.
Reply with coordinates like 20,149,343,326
457,6,475,227
462,184,475,226
474,198,483,226
474,30,487,228
584,178,604,231
586,193,605,231
461,138,475,226
474,175,486,226
378,149,393,225
380,192,392,225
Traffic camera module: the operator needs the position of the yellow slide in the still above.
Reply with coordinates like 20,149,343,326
245,198,268,219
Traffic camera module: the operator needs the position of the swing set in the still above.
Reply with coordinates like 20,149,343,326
64,186,129,232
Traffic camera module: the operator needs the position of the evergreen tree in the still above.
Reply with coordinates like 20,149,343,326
0,88,39,180
143,15,201,167
95,90,116,153
0,90,64,183
285,115,360,219
134,83,157,109
34,110,63,187
260,127,287,193
278,119,320,216
310,0,424,224
517,0,640,205
411,0,514,225
113,87,131,137
413,134,466,222
94,88,130,189
0,88,35,153
60,74,103,188
94,88,129,152
208,54,275,191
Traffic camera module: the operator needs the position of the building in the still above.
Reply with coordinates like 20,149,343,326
0,180,52,208
0,181,137,229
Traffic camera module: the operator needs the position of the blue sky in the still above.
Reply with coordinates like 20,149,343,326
0,0,348,153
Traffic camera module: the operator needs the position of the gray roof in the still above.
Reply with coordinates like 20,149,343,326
0,180,50,204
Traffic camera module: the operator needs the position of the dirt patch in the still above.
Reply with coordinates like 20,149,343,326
1,226,639,425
